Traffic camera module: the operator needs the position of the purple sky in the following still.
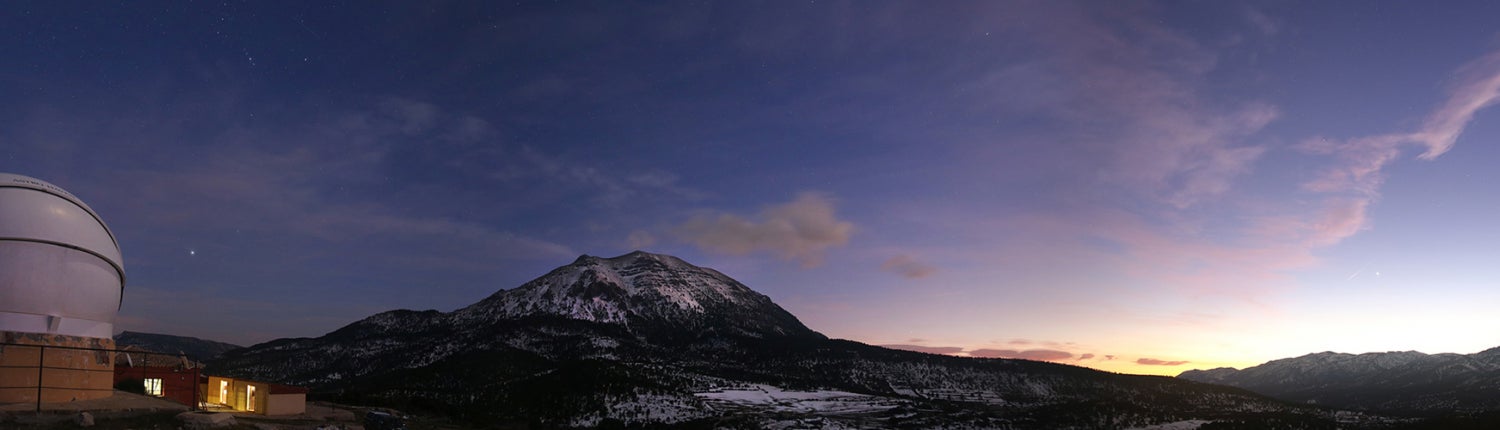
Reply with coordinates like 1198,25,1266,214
6,1,1500,375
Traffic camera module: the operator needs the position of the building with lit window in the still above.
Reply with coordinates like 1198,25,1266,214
113,364,201,407
204,376,307,415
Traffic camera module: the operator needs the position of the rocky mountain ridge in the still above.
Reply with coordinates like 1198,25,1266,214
114,330,243,362
1179,347,1500,414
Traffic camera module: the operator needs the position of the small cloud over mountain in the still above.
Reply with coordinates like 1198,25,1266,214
674,192,853,268
626,230,657,249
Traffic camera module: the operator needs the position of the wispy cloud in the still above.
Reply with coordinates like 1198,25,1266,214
1137,358,1190,366
107,103,580,270
881,254,937,279
997,2,1279,209
349,98,704,208
10,95,594,323
1307,50,1500,177
1113,105,1277,209
879,339,1094,363
513,146,705,206
1295,49,1500,246
971,45,1500,305
912,3,1305,303
1414,51,1500,159
969,349,1074,362
625,230,657,249
881,344,964,355
674,192,854,267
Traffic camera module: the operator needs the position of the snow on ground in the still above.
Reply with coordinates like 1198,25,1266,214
694,384,905,414
759,417,866,430
1125,419,1210,430
568,392,712,427
605,393,709,423
906,387,1007,405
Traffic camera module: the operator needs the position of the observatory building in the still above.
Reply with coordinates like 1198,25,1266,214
0,173,124,403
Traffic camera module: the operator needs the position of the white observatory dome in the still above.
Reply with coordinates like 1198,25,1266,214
0,173,123,339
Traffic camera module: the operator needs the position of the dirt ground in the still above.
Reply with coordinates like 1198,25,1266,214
227,401,362,428
0,390,188,427
0,390,188,414
0,394,377,429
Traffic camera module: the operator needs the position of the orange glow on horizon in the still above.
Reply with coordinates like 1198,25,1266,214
878,343,1257,377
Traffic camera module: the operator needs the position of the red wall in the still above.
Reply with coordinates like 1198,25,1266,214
114,366,199,406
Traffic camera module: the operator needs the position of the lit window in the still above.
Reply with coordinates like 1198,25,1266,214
144,378,163,397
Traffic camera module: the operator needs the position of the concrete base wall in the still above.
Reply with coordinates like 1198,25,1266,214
266,393,306,415
0,331,114,404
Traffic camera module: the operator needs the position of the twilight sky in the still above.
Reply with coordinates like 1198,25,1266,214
6,1,1500,376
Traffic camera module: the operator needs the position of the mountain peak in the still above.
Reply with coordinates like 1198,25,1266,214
458,252,822,339
572,250,698,270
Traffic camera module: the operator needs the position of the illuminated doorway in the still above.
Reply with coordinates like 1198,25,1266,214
246,385,256,412
219,380,228,404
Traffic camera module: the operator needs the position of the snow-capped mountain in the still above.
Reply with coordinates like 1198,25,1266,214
211,251,1356,428
453,251,822,340
1179,347,1500,414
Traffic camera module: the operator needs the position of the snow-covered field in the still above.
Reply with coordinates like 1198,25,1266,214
1125,420,1209,430
695,384,906,415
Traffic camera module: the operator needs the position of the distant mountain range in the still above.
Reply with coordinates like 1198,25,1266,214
114,330,243,363
208,251,1359,428
1179,348,1500,416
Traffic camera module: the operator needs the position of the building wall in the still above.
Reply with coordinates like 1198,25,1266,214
236,381,268,413
265,393,306,415
114,366,199,406
0,332,113,403
206,377,268,414
202,376,306,416
206,376,234,406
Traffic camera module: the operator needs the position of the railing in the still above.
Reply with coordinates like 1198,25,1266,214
0,341,201,413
